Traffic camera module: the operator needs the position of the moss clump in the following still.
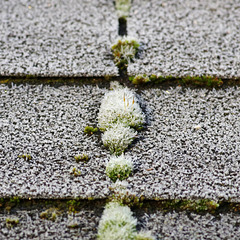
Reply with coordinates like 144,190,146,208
109,192,144,208
111,37,140,69
84,126,98,135
40,208,60,222
18,154,31,161
67,198,83,213
98,85,145,131
131,75,150,85
6,217,19,228
97,202,137,240
109,181,144,207
74,154,89,163
106,155,133,182
70,167,81,177
4,196,21,211
9,196,20,204
102,123,137,155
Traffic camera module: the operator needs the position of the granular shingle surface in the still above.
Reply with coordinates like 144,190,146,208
0,84,111,199
138,210,240,240
129,86,240,201
0,84,239,200
128,0,240,78
0,0,118,77
0,201,104,239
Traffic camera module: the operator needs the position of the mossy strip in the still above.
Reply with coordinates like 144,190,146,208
129,74,227,88
147,199,220,213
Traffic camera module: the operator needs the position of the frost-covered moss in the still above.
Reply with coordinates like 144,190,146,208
97,202,137,240
115,0,131,19
98,86,145,131
106,155,133,182
102,123,137,155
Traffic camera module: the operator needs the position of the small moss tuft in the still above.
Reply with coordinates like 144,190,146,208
109,181,144,207
9,196,20,204
40,208,60,222
67,198,83,213
6,217,19,228
70,167,81,177
74,154,89,163
131,75,150,85
84,126,98,135
111,37,140,70
18,154,32,161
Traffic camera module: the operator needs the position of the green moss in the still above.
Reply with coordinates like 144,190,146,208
130,74,223,88
67,198,83,213
106,164,132,182
74,154,89,163
156,199,219,213
111,37,140,70
40,208,60,222
180,75,223,87
18,154,32,161
131,75,150,85
70,167,81,177
25,74,36,79
9,196,20,204
109,185,144,208
128,76,135,82
4,196,21,212
84,126,98,135
0,79,11,84
6,217,19,228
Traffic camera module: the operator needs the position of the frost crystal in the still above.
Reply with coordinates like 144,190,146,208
106,154,133,182
97,202,137,240
102,123,137,155
98,86,145,131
